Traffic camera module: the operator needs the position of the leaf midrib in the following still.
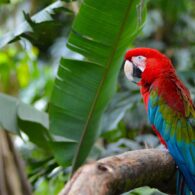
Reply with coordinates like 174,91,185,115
71,1,134,173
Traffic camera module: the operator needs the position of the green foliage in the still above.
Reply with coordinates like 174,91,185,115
0,1,72,49
61,0,77,2
0,45,50,94
101,91,140,133
123,186,166,195
49,0,146,172
50,141,77,167
0,93,50,148
0,0,9,4
34,176,65,195
0,46,29,92
0,93,19,133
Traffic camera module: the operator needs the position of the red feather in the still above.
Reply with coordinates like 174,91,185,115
125,47,193,117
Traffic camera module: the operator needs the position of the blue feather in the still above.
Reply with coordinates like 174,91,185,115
176,170,191,195
148,93,195,194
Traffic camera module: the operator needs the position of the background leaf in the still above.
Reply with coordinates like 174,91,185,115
101,92,135,133
18,103,50,149
50,141,77,167
122,186,167,195
0,93,50,148
0,93,19,133
0,0,9,4
0,1,70,49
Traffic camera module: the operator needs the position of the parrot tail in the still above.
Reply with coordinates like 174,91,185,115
176,169,192,195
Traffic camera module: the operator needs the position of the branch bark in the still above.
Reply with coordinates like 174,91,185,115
59,149,176,195
0,130,32,195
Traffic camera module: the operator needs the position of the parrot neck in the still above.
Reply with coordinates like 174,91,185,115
139,71,175,109
139,82,150,110
140,72,194,117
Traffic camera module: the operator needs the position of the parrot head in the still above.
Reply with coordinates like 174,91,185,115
124,48,174,84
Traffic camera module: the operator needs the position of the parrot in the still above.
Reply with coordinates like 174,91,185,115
123,48,195,195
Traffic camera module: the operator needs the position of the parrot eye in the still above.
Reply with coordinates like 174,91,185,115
131,55,146,72
136,56,145,60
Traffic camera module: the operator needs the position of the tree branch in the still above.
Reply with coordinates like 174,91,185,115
59,149,176,195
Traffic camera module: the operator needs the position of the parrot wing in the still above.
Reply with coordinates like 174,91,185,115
147,77,195,191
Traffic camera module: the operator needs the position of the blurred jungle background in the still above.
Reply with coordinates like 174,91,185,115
0,0,194,194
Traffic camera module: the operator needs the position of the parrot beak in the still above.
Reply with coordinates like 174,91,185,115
124,60,142,83
124,60,134,81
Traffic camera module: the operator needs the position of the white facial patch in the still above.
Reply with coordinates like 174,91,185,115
124,60,134,81
131,56,146,72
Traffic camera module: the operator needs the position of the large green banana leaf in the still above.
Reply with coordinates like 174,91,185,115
49,0,146,172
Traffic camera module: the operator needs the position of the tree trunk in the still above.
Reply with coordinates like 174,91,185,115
0,130,32,195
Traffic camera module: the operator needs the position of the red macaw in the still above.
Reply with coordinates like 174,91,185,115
124,48,195,195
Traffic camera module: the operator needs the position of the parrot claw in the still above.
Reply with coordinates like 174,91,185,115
158,144,169,152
